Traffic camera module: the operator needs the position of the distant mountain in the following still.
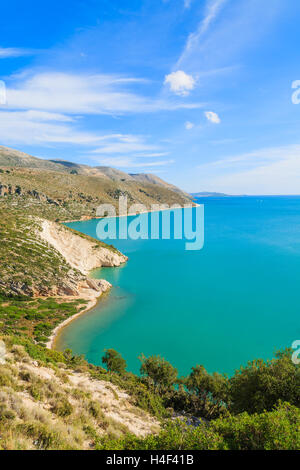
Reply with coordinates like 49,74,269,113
0,145,187,198
0,146,67,172
0,145,192,221
191,192,230,198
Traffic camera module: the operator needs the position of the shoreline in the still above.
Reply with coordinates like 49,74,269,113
46,288,105,350
62,203,200,223
48,203,200,350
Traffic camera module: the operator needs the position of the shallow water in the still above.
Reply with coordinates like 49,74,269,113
56,197,300,376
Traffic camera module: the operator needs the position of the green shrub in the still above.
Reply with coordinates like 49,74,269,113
51,398,73,417
229,350,300,414
212,402,300,450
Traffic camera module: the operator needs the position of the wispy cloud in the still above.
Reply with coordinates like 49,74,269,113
198,144,300,170
93,156,175,169
0,110,108,145
5,71,203,115
88,134,173,169
185,121,195,130
196,144,300,195
91,136,158,155
178,0,227,66
0,47,36,58
134,152,170,158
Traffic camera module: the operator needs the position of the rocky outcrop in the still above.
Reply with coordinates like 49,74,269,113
0,214,125,300
39,219,127,275
0,182,62,206
0,276,112,299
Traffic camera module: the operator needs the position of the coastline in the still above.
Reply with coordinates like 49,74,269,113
48,203,200,350
46,287,106,350
62,203,200,223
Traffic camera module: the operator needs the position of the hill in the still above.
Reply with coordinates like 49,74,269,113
0,145,189,203
130,173,190,198
0,145,299,451
0,337,159,449
0,145,192,221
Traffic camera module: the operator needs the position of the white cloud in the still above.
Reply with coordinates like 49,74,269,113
90,134,158,155
94,156,174,169
92,142,158,155
0,111,173,169
0,47,35,58
204,111,221,124
178,0,227,66
185,121,195,130
5,71,203,115
196,144,300,195
164,71,196,96
198,0,227,36
0,110,107,145
135,152,170,158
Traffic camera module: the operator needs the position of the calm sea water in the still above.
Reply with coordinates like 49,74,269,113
56,197,300,376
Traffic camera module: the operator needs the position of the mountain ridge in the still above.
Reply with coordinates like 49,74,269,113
0,145,187,198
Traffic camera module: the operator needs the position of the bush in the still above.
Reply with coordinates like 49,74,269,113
212,402,300,450
229,350,300,414
96,402,300,450
139,354,178,394
102,349,127,374
51,398,73,417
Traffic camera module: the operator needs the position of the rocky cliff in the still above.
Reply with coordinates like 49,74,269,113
0,211,127,299
39,220,127,275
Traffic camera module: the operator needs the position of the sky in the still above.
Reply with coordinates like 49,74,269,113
1,0,300,194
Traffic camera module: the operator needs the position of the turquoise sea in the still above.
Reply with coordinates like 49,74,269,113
56,197,300,376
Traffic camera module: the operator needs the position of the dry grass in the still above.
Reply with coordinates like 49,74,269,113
0,340,159,450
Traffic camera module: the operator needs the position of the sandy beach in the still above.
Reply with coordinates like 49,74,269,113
46,288,106,350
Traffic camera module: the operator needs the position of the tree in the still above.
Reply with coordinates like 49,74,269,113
229,349,300,414
102,349,127,374
139,354,178,394
185,365,228,418
212,402,300,450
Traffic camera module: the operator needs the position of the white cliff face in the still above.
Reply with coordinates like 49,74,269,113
38,220,127,348
39,219,127,275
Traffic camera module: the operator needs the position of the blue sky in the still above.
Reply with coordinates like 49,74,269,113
1,0,300,194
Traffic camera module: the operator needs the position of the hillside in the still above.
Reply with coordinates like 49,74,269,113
0,145,190,211
0,209,125,298
130,173,190,198
0,146,299,451
0,212,299,450
0,337,159,450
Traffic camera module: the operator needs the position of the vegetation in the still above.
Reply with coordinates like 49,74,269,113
0,151,298,450
0,337,159,450
96,350,300,450
102,349,127,374
139,354,178,394
0,294,87,346
0,313,299,450
0,165,191,222
1,327,298,450
0,208,86,296
97,403,300,450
